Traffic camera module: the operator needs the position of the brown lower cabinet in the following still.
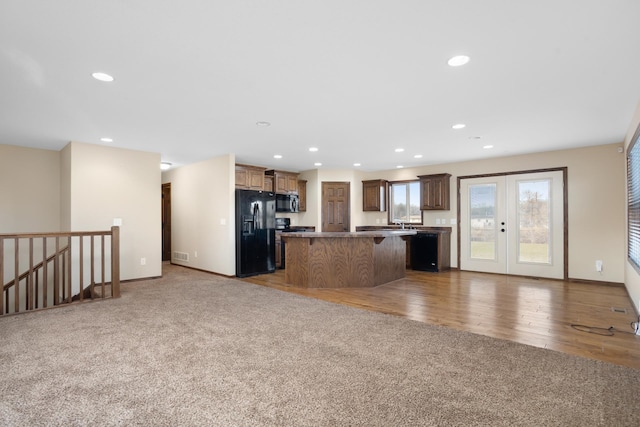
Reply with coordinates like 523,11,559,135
355,226,451,271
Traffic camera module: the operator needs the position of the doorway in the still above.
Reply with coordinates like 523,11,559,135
459,169,567,279
161,183,172,261
321,181,350,232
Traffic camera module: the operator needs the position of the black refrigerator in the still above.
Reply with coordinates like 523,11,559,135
235,189,276,277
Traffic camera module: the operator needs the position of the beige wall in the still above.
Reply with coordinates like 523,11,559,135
161,154,236,276
624,102,640,313
0,144,60,233
295,168,367,231
65,142,161,280
296,169,320,228
1,142,161,283
299,143,625,284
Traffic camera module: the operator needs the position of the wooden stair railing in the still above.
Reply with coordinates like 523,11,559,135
1,227,120,316
2,244,70,310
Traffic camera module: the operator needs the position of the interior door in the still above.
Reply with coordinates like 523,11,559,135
460,170,565,279
161,183,171,261
322,182,350,232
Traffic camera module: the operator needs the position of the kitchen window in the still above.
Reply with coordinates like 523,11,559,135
389,180,422,225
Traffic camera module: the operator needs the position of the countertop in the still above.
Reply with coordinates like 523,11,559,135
280,230,416,238
355,226,451,233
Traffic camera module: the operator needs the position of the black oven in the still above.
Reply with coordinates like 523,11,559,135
275,217,290,230
276,194,299,213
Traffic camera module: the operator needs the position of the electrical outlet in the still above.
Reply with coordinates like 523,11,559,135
140,257,146,266
194,251,198,258
595,260,603,272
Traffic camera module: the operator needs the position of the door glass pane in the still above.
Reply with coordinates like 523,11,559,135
517,179,551,264
469,184,496,260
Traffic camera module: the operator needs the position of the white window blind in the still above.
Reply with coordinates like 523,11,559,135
628,125,640,269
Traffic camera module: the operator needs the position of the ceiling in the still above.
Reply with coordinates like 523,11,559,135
1,1,639,173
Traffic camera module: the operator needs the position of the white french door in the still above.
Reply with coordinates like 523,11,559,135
460,170,565,279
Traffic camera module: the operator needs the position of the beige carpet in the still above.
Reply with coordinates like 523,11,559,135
1,264,638,426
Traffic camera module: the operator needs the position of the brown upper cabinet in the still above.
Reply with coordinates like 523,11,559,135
298,180,307,211
264,175,274,192
265,170,299,194
235,164,266,190
362,179,387,211
418,173,451,210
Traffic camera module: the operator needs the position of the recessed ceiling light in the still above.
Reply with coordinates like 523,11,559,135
353,163,361,167
447,55,470,67
273,154,282,159
160,162,172,171
314,162,322,166
100,137,113,143
309,147,318,152
414,154,423,159
397,165,404,169
394,148,404,153
256,121,271,127
452,123,466,130
92,72,114,82
483,145,494,149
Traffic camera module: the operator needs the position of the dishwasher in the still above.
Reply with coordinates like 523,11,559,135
411,233,439,272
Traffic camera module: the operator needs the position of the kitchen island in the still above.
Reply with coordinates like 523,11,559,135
280,230,416,288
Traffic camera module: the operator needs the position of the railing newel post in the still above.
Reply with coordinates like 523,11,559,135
14,237,19,314
111,226,120,298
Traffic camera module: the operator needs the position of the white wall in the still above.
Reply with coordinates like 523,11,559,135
65,141,161,280
161,154,236,276
624,102,640,313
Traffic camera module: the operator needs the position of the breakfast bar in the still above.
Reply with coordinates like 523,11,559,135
281,230,416,288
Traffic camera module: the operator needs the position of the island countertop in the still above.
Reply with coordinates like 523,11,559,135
280,231,414,288
280,230,416,239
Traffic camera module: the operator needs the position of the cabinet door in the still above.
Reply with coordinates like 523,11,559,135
362,180,386,211
298,180,307,211
248,169,265,190
274,174,288,193
287,175,298,193
419,174,450,210
236,165,266,190
275,239,282,268
235,168,249,188
264,175,274,192
431,177,448,209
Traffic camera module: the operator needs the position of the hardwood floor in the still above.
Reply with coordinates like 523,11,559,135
242,269,640,369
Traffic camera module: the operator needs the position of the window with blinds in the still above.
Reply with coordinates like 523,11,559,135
628,124,640,270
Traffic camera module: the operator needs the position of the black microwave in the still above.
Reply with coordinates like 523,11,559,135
276,194,299,213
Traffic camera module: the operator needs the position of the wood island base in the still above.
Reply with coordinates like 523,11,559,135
281,231,416,288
